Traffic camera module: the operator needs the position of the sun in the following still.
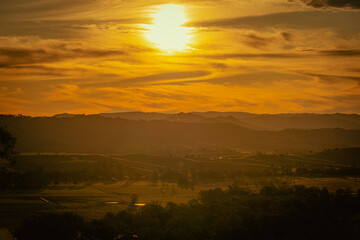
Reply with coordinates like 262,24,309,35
146,4,192,53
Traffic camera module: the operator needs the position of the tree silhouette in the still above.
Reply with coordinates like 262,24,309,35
0,126,16,163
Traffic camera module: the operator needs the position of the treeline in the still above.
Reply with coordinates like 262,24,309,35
2,164,360,191
158,167,360,190
15,185,360,240
294,166,360,177
310,147,360,167
0,166,124,191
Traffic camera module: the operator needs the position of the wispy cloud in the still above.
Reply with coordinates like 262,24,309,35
294,0,360,9
154,71,312,86
189,11,360,30
302,72,360,83
319,49,360,56
83,70,211,87
201,53,306,59
0,46,126,68
0,0,359,115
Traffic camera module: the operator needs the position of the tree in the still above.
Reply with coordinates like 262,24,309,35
0,126,16,163
15,213,84,240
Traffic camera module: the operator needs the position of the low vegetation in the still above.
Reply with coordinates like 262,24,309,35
14,184,360,240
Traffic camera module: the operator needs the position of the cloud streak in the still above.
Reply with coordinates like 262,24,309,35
0,45,126,68
319,49,360,56
303,72,360,83
189,10,360,30
200,53,305,59
160,71,312,86
85,71,212,87
297,0,360,9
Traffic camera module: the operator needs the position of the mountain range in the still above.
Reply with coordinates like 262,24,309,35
54,111,360,130
1,112,360,154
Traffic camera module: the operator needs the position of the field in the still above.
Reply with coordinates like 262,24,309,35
1,150,360,231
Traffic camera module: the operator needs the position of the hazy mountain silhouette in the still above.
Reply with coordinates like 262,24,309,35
99,111,168,121
1,114,360,154
239,113,360,130
57,111,360,130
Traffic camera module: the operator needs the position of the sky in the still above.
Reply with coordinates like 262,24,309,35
0,0,359,116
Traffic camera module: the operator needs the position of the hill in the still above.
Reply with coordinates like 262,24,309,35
1,114,360,154
54,112,360,130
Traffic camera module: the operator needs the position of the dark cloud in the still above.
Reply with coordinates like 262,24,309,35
0,0,149,40
319,49,360,56
0,64,86,77
0,0,94,23
0,46,126,68
281,32,293,41
303,72,360,83
348,68,360,73
0,0,112,20
243,34,273,49
297,0,360,9
327,94,360,101
0,18,148,39
189,11,360,30
202,53,305,59
209,62,228,70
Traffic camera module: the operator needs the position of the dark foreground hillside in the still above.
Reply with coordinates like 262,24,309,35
1,115,360,153
14,185,360,240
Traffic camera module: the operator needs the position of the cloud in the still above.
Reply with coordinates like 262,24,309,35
202,53,305,59
0,0,149,40
243,34,274,49
302,72,360,83
0,19,149,39
319,49,360,56
189,11,360,30
0,45,126,68
296,0,360,9
318,93,360,113
2,69,359,115
0,0,132,20
281,32,293,41
206,71,311,86
86,71,212,87
0,0,359,115
159,71,312,86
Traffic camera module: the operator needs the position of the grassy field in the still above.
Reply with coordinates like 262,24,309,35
1,177,359,231
0,180,226,230
1,151,360,231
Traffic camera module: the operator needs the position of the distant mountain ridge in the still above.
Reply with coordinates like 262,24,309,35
1,114,360,154
53,111,360,130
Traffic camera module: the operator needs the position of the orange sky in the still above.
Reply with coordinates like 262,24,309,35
0,0,359,116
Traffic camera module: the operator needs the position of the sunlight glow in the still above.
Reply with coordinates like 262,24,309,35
146,4,192,53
